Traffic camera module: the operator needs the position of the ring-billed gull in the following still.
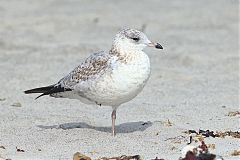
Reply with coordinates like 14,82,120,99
24,28,163,136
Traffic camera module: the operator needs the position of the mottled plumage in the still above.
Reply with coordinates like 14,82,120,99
24,28,163,136
58,51,111,88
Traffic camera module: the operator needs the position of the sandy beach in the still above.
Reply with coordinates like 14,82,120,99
0,0,239,159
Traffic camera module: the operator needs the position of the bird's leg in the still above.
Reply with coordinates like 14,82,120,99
111,109,116,136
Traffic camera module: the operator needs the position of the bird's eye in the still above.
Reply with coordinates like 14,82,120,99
131,37,140,42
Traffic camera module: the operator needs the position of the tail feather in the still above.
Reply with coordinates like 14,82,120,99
24,84,72,99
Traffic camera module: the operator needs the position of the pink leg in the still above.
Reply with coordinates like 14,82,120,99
111,109,116,136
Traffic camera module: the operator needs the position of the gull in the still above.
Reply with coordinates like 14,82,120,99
24,28,163,136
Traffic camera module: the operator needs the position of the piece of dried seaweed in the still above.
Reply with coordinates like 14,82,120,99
185,129,240,139
16,147,24,152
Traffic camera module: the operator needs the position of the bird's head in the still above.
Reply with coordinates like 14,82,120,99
112,28,163,53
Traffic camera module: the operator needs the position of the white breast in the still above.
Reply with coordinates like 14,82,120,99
84,51,151,106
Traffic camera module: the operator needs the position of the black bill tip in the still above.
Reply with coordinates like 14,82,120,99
155,43,163,49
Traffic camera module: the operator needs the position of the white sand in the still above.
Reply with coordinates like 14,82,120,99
0,0,239,159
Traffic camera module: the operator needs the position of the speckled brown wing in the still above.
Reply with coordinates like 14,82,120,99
58,51,111,89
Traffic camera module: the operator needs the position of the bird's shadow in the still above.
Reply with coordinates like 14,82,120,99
37,121,152,133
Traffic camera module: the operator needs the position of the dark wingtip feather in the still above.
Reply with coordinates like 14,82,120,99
24,85,55,94
25,84,72,99
24,90,33,94
35,93,47,100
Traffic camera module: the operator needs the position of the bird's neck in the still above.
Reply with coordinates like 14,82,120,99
109,46,145,63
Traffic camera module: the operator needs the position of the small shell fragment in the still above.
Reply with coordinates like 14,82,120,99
11,102,22,107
